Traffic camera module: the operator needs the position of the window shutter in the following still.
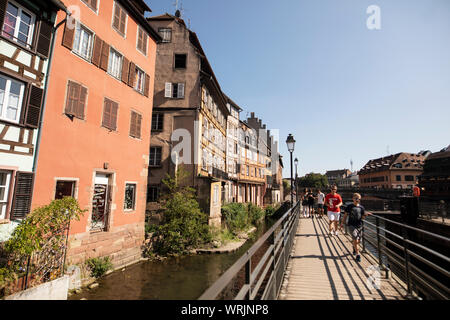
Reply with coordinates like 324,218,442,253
99,41,109,71
65,80,79,116
144,74,150,97
177,83,185,98
36,19,53,58
119,9,126,34
129,111,136,137
121,57,129,84
136,113,142,139
24,85,43,128
0,0,7,31
91,35,103,67
164,83,172,98
128,62,136,87
111,101,118,130
90,0,98,10
62,20,75,50
77,86,87,119
102,98,111,129
113,3,120,30
10,172,34,220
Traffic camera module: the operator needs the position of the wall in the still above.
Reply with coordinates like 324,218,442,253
5,276,69,300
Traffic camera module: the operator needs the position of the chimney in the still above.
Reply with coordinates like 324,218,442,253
251,112,255,118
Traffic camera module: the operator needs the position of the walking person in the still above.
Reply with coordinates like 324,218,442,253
316,189,325,218
324,185,343,236
307,189,315,218
340,193,369,262
302,188,309,217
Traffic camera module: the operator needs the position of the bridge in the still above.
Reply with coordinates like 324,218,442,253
199,202,450,300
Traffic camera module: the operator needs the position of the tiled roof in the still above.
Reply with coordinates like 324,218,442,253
358,152,426,174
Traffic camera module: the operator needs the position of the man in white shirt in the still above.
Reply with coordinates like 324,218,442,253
316,189,325,218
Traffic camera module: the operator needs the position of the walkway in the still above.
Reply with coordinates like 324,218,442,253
279,215,408,300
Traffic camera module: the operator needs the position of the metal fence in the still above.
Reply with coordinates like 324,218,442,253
361,214,450,299
198,201,300,300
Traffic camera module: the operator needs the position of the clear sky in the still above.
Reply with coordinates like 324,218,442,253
145,0,450,178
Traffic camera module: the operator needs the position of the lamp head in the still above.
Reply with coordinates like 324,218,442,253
286,134,295,152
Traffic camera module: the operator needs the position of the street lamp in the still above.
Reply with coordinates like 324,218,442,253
294,157,298,202
286,134,296,207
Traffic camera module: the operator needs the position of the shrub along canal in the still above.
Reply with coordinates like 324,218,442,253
69,218,276,300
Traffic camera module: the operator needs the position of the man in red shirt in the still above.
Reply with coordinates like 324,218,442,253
324,185,343,236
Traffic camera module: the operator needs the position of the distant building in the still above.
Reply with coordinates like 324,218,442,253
358,152,428,189
339,172,359,188
419,146,450,199
325,169,352,187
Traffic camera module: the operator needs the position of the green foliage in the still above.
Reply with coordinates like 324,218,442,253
297,173,328,189
148,168,212,256
221,203,249,234
247,203,264,225
264,204,281,218
86,257,113,278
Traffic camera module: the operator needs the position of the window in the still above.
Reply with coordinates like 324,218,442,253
102,98,118,131
108,48,123,80
137,26,148,55
174,54,187,69
112,1,127,36
1,1,35,48
81,0,98,11
129,110,142,139
124,183,136,210
164,82,185,99
150,147,162,166
405,175,414,181
55,180,76,199
158,28,171,43
0,74,25,123
396,175,401,181
0,170,12,220
151,113,163,131
134,67,145,93
213,185,219,205
147,185,159,202
73,22,94,60
65,80,87,119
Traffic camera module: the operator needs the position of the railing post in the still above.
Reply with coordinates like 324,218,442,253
245,258,252,300
376,217,382,268
362,224,366,253
401,226,413,298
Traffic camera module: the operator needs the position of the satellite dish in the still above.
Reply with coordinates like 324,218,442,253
175,9,181,17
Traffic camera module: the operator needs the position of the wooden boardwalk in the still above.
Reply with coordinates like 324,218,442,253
278,216,408,300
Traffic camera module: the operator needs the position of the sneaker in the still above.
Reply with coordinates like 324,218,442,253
329,231,333,236
335,230,339,236
352,248,356,255
356,255,361,262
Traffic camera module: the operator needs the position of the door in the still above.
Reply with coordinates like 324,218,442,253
91,173,111,231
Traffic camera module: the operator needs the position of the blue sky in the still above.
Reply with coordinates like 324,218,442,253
145,0,450,178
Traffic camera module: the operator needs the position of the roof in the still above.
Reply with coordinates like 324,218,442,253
223,94,243,111
358,152,426,174
326,169,351,176
118,0,161,42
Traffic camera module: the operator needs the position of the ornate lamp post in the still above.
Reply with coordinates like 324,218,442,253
286,134,296,207
294,157,299,202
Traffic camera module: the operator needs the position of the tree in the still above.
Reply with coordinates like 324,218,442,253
297,173,329,189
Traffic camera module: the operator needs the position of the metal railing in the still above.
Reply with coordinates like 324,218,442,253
360,214,450,299
198,201,300,300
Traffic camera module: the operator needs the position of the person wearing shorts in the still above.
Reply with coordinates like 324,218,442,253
316,189,325,218
341,193,369,262
307,190,315,218
324,186,343,236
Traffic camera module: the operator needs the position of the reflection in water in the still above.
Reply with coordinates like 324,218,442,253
69,220,274,300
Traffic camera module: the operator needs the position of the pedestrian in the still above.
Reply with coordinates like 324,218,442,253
316,189,325,218
324,185,343,236
307,189,314,218
340,193,369,262
302,188,309,217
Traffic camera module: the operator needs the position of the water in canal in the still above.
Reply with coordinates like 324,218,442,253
69,219,276,300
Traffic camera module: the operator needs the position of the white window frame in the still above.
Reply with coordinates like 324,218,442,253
112,1,128,38
164,82,185,99
2,0,36,48
134,66,145,94
124,182,137,211
158,28,172,43
136,25,148,56
0,74,25,124
0,170,12,220
73,21,94,61
107,47,123,80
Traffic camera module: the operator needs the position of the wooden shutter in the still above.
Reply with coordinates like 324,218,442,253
77,86,87,119
121,57,130,84
137,27,143,52
119,8,126,35
110,101,118,130
177,83,185,98
144,74,150,97
91,35,103,67
0,0,7,31
90,0,98,10
24,85,43,128
10,172,34,220
129,111,136,137
102,98,112,129
62,20,75,50
99,41,109,71
36,19,53,58
128,62,136,87
112,2,120,30
164,83,172,98
65,80,79,116
136,113,142,138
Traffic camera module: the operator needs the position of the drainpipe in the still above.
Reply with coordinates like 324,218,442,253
32,9,71,173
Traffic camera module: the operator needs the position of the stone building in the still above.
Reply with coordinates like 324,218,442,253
224,95,241,203
325,169,351,188
419,146,450,199
146,12,230,227
358,152,427,189
0,0,67,240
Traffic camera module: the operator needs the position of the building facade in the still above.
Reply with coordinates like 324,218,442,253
224,95,241,204
31,0,160,267
358,152,427,189
419,146,450,199
325,169,351,188
0,0,67,240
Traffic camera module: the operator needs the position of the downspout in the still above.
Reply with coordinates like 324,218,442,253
32,9,71,173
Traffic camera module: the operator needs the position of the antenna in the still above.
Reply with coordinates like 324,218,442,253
350,158,353,172
386,145,390,156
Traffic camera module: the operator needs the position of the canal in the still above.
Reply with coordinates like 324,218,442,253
69,218,276,300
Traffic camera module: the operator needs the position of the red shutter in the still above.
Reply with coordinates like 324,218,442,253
91,35,103,67
62,20,75,50
99,41,109,71
128,62,136,87
121,57,130,84
0,0,7,32
36,19,53,58
24,85,43,128
10,172,34,220
144,74,150,97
